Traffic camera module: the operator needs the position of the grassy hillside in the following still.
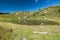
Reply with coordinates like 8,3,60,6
0,6,60,40
0,6,60,25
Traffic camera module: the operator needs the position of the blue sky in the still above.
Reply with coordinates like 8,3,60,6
0,0,60,13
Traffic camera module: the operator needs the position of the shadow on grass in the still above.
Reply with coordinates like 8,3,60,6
4,20,59,25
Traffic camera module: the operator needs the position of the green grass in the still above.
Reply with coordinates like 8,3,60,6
0,13,60,25
0,6,60,40
0,22,60,40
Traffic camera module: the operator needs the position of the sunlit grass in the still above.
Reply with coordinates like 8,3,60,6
0,22,60,40
0,6,60,40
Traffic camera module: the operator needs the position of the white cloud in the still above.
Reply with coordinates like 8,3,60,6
35,0,38,3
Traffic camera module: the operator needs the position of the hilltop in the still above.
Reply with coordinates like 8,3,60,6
0,6,60,25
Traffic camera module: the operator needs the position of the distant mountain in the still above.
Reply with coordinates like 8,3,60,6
0,12,10,14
